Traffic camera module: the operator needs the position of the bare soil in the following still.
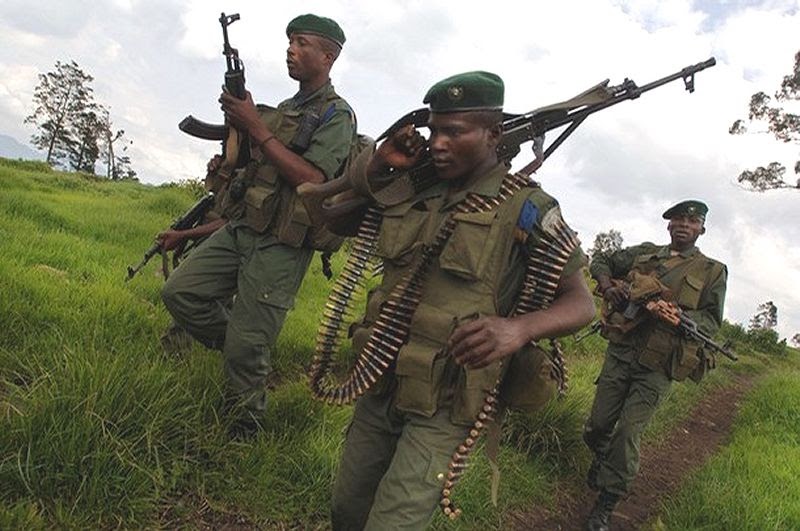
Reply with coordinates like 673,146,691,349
509,375,755,530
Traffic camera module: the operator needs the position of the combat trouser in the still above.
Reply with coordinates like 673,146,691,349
162,223,313,414
583,344,672,496
331,391,470,531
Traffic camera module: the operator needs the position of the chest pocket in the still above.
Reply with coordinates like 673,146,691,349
632,253,659,275
677,274,704,309
376,203,427,265
439,210,498,281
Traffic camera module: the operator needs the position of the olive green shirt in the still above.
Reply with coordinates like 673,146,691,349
590,242,727,338
276,81,355,179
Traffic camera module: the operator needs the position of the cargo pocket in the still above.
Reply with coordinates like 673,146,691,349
276,193,310,248
638,323,675,374
376,203,427,265
451,360,504,425
499,344,558,413
395,340,447,417
677,274,703,310
244,185,278,233
257,284,294,311
439,210,497,281
671,339,701,381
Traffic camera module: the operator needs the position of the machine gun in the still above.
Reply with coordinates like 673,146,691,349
298,58,717,233
645,300,738,361
178,13,249,175
125,192,215,281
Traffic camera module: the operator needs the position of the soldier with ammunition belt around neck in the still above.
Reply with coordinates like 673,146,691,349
329,71,596,530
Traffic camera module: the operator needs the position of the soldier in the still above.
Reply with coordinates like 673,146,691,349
158,158,233,354
583,200,727,531
330,71,596,530
162,14,356,437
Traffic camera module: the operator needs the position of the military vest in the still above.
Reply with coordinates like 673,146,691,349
614,246,724,381
231,85,352,251
352,181,558,425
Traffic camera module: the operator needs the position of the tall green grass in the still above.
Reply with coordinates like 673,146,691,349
0,158,795,528
657,368,800,530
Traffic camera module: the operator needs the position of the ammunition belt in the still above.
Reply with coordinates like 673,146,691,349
441,213,578,520
306,171,579,520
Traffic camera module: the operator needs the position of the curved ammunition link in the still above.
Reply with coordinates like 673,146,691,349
440,182,580,518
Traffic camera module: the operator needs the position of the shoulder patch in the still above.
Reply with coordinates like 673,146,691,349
540,205,564,237
517,200,538,234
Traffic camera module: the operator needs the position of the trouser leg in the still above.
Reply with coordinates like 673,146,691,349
584,350,631,458
332,393,402,531
363,407,470,530
222,231,313,414
596,360,671,495
161,226,239,349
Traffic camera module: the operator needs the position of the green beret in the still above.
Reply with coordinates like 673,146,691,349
286,14,345,48
662,199,708,219
423,71,504,113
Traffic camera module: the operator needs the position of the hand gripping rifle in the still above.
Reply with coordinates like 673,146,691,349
125,192,215,281
645,300,738,361
177,13,250,180
298,58,717,233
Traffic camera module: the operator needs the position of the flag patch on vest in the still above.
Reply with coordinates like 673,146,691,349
515,200,538,243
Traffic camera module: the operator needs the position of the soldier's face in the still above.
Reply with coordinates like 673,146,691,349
668,214,705,247
286,33,329,81
427,112,500,181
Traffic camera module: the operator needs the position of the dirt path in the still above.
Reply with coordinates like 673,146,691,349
510,375,756,530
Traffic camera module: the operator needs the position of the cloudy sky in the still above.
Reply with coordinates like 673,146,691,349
1,0,798,340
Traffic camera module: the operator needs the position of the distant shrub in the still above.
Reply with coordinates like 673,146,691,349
158,178,205,199
720,320,788,356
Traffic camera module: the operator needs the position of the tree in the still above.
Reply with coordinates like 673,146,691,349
97,107,136,180
587,229,623,261
791,333,800,348
24,60,97,168
68,108,103,173
749,300,778,331
729,50,800,192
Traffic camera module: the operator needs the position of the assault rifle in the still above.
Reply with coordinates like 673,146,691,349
645,300,738,361
300,58,718,230
126,192,215,281
178,13,249,171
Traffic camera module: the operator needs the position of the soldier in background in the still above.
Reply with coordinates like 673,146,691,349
157,158,233,354
583,200,727,531
162,14,356,438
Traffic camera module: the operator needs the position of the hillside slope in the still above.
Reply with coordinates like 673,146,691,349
0,159,796,530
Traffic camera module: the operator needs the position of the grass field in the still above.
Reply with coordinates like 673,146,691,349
0,158,797,529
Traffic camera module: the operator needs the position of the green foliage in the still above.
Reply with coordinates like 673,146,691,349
660,369,800,530
729,50,800,192
720,319,788,357
158,178,207,200
0,163,795,528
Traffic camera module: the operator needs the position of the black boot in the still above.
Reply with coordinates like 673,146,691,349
585,490,619,531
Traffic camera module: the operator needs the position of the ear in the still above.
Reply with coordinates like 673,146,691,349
700,226,706,235
487,123,502,147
